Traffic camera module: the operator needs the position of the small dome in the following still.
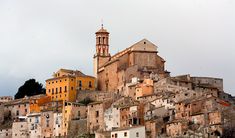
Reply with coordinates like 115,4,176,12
96,25,109,34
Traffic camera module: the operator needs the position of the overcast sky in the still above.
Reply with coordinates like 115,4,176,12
0,0,234,96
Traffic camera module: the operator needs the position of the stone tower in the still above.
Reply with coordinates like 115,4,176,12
93,25,110,78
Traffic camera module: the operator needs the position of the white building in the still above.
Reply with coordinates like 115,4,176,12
111,126,145,138
104,105,120,131
27,113,41,138
0,128,12,138
53,112,63,137
12,119,28,138
151,97,174,110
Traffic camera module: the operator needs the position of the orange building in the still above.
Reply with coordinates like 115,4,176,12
46,69,96,102
29,94,51,113
135,79,154,100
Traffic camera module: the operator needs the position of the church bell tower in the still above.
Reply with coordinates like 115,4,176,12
93,25,110,78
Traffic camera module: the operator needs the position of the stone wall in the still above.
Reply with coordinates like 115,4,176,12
67,119,87,137
76,90,114,102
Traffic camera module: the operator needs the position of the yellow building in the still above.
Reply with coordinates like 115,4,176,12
46,69,96,102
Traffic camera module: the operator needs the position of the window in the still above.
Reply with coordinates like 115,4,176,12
16,110,19,116
78,111,80,117
60,87,62,93
48,89,50,93
65,86,67,92
71,87,73,90
25,109,27,113
79,80,82,87
35,117,39,123
52,88,54,94
136,132,139,137
124,132,127,137
56,88,58,94
115,133,118,138
89,81,92,88
96,111,99,117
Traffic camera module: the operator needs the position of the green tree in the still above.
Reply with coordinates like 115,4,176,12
14,79,45,99
78,97,94,106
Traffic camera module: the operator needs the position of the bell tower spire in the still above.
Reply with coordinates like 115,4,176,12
95,24,110,57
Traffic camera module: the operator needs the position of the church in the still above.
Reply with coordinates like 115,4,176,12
93,25,170,92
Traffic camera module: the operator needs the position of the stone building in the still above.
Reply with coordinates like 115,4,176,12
0,102,4,124
93,26,170,92
166,119,188,137
39,100,63,113
175,95,229,120
4,97,30,120
12,117,29,138
145,118,166,138
62,101,87,135
119,104,145,128
87,102,106,134
0,96,13,103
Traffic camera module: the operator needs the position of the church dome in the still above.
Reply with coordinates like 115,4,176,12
96,25,109,34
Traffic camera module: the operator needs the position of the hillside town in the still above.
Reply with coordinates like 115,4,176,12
0,26,234,138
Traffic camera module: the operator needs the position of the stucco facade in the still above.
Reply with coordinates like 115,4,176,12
46,69,95,102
